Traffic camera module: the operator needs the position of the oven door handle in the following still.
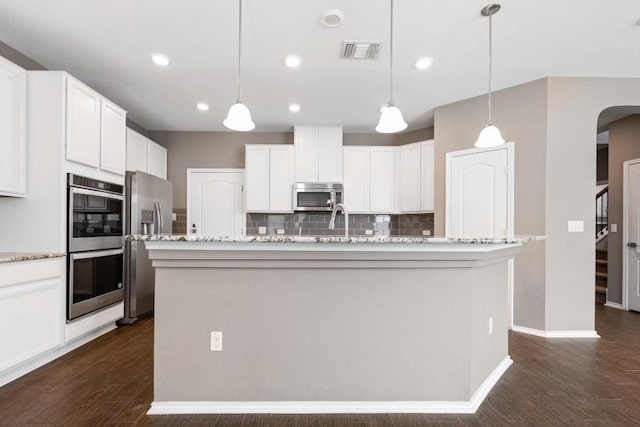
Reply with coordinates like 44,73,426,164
71,187,124,201
70,248,124,260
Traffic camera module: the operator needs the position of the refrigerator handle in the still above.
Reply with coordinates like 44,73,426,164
154,201,164,235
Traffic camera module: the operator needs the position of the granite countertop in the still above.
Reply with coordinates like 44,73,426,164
127,234,545,244
0,252,66,264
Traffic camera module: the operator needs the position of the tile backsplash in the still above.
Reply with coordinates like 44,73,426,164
246,213,434,237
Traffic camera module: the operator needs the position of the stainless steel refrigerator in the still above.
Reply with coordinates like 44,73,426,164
120,170,173,324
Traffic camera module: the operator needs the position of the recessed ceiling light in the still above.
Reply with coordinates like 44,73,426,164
320,9,344,28
196,102,209,111
285,55,301,68
151,54,170,66
415,57,433,70
289,104,301,113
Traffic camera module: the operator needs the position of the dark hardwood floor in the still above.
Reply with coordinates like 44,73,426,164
1,304,640,426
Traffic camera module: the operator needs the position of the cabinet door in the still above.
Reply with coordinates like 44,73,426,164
369,147,395,213
66,78,100,168
294,126,318,182
269,145,295,212
147,140,167,179
343,147,369,213
420,140,435,211
0,56,26,196
317,126,343,182
100,99,126,176
399,142,422,212
245,145,270,212
126,128,148,173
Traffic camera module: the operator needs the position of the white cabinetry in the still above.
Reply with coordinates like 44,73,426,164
100,99,127,175
343,146,395,213
0,258,64,380
126,127,167,179
294,126,343,183
245,144,295,212
66,78,101,168
399,140,435,213
0,55,27,197
62,74,127,180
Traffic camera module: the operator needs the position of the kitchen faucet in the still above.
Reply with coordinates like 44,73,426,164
328,203,349,237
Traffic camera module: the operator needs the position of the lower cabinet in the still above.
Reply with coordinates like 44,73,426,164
0,258,64,374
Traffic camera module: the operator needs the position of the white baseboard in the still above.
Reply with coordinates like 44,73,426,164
148,356,513,415
511,325,600,338
0,323,117,388
604,301,624,310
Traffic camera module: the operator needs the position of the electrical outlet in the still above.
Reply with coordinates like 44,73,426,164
258,226,267,235
171,212,177,221
422,230,431,236
276,229,285,235
365,229,373,235
210,331,223,352
488,316,494,335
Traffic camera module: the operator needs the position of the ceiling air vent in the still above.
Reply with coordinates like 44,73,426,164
340,41,383,60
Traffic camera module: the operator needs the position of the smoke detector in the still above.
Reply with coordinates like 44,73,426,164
321,9,344,27
340,41,383,60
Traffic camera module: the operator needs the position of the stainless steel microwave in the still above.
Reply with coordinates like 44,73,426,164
293,183,343,212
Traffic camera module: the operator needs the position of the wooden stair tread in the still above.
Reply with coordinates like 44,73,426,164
595,271,608,278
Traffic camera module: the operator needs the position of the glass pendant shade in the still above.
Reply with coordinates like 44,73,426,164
376,105,407,134
475,123,505,148
223,100,255,131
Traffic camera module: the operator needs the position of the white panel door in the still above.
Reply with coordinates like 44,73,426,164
294,126,318,182
0,56,26,196
399,142,422,212
318,126,343,182
446,144,513,239
245,145,270,212
625,161,640,311
370,147,395,213
188,170,244,236
420,141,435,211
66,77,101,168
343,147,369,213
269,145,295,212
147,140,167,179
126,128,148,173
100,99,126,176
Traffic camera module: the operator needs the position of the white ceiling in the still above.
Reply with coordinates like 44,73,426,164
0,0,639,133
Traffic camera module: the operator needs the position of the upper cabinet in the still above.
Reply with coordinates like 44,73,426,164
100,99,127,175
294,126,343,183
343,146,394,214
245,144,295,213
64,75,127,178
66,78,101,168
0,56,27,197
399,140,435,213
126,127,167,180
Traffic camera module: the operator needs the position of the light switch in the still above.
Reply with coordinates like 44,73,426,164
568,220,584,233
276,229,285,235
611,224,617,233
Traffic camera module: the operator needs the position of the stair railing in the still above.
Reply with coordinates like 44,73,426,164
596,186,608,238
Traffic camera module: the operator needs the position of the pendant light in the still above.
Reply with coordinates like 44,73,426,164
376,0,407,133
475,3,505,148
224,0,255,131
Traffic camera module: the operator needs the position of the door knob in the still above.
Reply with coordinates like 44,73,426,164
628,242,637,247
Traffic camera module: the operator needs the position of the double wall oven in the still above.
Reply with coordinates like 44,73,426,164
67,174,125,321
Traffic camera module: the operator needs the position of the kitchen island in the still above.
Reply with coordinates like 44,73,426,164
140,235,529,414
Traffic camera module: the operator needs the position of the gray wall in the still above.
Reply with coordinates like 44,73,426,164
0,40,45,70
607,115,640,304
434,79,548,330
150,128,434,210
434,77,640,332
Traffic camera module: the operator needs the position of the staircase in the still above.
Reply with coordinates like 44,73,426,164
595,248,607,303
595,186,608,303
